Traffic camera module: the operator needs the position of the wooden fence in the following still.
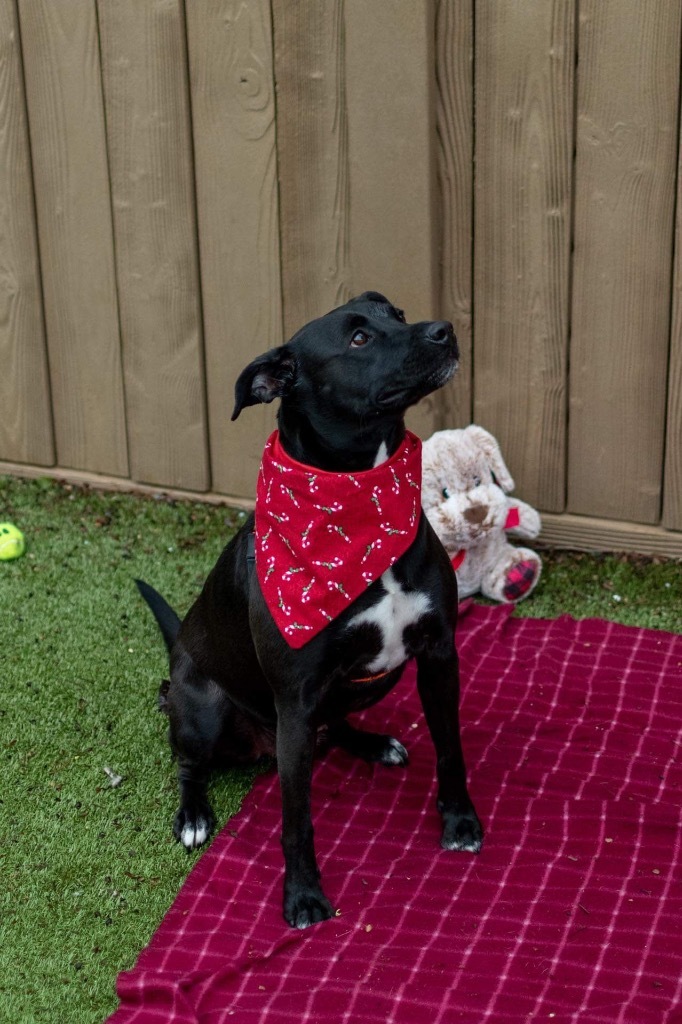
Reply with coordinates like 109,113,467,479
1,0,681,557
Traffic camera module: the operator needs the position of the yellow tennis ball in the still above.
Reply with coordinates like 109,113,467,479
0,523,25,560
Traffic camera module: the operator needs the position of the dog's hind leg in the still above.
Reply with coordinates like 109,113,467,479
328,719,409,766
174,750,215,850
166,654,228,850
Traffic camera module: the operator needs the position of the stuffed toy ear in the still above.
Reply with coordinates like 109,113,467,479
231,347,297,421
465,425,515,493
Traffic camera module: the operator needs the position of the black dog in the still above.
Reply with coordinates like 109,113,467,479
137,292,483,929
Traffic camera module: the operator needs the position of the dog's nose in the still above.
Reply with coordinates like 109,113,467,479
426,321,455,346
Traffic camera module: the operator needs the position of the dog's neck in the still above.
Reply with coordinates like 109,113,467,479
277,407,405,472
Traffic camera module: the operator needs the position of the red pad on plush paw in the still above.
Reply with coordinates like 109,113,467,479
504,506,520,530
502,559,538,601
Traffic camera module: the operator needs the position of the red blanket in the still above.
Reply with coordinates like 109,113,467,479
107,604,682,1023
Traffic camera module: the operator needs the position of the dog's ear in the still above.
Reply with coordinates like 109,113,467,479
231,347,297,421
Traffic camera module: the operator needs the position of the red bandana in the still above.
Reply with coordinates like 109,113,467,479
254,430,422,647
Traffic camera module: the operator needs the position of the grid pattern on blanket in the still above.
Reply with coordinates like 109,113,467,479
108,604,682,1024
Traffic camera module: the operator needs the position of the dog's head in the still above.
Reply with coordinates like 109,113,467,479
232,291,458,432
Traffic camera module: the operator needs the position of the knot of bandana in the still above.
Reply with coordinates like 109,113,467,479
254,430,423,647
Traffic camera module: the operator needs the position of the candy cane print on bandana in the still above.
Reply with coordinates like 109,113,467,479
254,430,423,648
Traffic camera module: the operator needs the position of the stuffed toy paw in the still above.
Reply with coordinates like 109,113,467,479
422,426,542,603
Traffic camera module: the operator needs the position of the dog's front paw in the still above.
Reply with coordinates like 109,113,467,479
173,804,214,851
378,736,409,766
440,807,484,854
331,723,409,766
283,883,335,929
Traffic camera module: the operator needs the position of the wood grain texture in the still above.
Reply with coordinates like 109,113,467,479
474,0,574,512
272,0,350,336
96,0,206,491
538,513,682,560
18,0,128,475
186,0,282,498
0,0,53,465
662,95,682,530
568,0,681,523
2,0,680,549
344,0,438,439
664,302,682,530
434,0,473,429
98,0,209,491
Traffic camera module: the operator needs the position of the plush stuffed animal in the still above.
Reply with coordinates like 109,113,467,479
422,426,542,603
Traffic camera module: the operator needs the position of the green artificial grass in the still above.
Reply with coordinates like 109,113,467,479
1,474,680,1023
1,477,255,1024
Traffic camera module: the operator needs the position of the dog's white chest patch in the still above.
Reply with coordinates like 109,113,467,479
347,569,431,673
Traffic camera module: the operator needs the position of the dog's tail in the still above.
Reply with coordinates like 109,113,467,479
135,579,181,654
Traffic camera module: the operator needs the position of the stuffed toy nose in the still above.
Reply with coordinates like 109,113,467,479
463,504,488,525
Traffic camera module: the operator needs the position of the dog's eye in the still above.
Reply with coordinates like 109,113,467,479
394,308,406,323
473,476,481,488
442,487,451,500
350,330,370,348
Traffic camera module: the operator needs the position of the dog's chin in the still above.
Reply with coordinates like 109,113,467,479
431,357,459,390
376,358,459,412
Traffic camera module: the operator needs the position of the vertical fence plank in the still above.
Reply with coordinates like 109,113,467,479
568,0,681,523
0,0,53,465
474,0,574,512
663,126,682,529
272,0,350,336
18,0,128,475
98,0,209,491
344,0,436,317
186,0,282,498
434,0,473,429
663,316,682,530
345,0,439,439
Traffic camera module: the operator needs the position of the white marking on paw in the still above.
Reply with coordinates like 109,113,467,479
181,818,209,849
442,837,482,854
383,738,409,765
